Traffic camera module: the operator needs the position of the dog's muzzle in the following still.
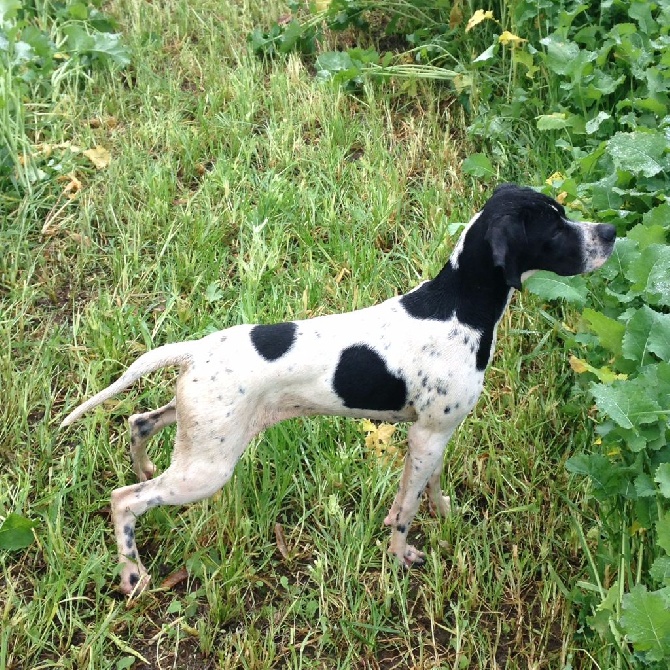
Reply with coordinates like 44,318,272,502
582,222,617,272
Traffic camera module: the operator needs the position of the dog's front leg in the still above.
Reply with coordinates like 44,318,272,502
386,423,454,567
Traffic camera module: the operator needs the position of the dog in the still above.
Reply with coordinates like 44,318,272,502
60,184,616,595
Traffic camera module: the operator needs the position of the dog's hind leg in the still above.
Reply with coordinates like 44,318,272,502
128,399,176,481
112,421,248,595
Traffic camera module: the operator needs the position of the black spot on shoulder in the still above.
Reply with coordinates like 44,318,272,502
129,573,140,587
400,263,458,321
250,322,298,361
333,345,407,411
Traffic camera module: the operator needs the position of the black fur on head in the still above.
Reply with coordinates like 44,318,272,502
477,183,584,289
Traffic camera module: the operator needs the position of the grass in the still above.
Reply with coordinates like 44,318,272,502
1,0,611,667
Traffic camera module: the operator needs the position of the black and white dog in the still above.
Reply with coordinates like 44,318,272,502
61,184,616,594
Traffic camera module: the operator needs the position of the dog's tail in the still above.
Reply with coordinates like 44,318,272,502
60,342,193,428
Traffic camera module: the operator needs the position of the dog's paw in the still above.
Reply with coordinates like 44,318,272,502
136,462,157,482
120,564,150,596
389,543,426,568
401,545,426,567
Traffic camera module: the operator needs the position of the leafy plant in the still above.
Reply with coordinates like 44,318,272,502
0,513,36,551
469,2,670,664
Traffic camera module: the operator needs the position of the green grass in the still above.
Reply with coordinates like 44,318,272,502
1,0,613,667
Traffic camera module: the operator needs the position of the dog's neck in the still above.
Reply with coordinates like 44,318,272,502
400,217,514,370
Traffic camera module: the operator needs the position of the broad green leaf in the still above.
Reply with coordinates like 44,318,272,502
622,306,670,364
525,272,587,304
606,131,667,178
634,96,668,116
316,51,359,83
658,513,670,554
655,463,670,499
90,33,130,67
473,44,496,63
63,24,95,53
586,71,625,98
68,2,89,20
590,380,661,430
512,49,538,78
634,473,657,498
585,111,611,135
651,556,670,586
0,0,20,22
643,203,670,229
278,20,304,54
582,308,624,356
540,35,579,75
204,282,223,303
565,453,628,498
540,34,595,79
18,26,53,59
461,153,494,177
620,585,670,661
628,1,657,35
536,113,570,130
0,513,37,551
589,172,623,211
628,224,667,249
625,244,670,307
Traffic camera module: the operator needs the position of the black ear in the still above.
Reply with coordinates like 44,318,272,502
484,215,526,290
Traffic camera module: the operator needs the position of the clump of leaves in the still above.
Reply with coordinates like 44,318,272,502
248,0,458,87
479,2,670,665
0,513,36,551
248,0,369,58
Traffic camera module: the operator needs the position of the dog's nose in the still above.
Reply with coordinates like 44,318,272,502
597,224,616,242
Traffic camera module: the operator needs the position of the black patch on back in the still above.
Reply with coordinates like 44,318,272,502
333,345,407,411
250,322,298,361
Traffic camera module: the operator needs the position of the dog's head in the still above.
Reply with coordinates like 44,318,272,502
481,184,616,289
